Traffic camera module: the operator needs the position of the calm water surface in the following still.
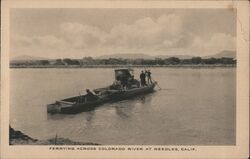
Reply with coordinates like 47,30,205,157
10,68,235,145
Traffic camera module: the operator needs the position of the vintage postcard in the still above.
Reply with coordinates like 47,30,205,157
1,0,249,159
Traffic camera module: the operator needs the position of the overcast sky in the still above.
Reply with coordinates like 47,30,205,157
10,9,236,59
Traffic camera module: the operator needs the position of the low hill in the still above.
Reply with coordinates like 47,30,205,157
11,50,236,63
156,55,193,59
204,50,236,59
97,53,154,59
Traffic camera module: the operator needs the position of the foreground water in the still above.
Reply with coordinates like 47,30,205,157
10,68,235,145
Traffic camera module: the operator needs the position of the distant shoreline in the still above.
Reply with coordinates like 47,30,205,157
10,64,236,69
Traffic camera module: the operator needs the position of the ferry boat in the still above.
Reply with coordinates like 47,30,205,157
47,69,156,114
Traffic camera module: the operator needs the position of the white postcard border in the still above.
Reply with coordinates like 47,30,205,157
1,1,249,159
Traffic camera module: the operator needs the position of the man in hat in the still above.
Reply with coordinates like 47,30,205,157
140,71,146,87
146,70,152,84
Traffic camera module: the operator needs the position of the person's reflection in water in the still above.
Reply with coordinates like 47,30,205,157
140,96,146,104
115,94,154,119
115,104,135,119
85,111,95,124
137,94,154,105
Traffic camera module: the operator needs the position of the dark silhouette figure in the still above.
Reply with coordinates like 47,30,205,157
128,75,140,88
140,71,146,87
120,76,128,90
146,70,152,84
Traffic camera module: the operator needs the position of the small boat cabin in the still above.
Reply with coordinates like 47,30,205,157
115,68,134,81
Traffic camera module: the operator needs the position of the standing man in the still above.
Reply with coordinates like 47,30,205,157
140,71,146,87
147,70,152,84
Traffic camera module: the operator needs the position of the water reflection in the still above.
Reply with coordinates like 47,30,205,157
47,113,75,120
142,93,154,105
114,94,154,119
115,104,135,119
140,96,146,104
10,68,235,145
84,111,95,124
46,96,150,121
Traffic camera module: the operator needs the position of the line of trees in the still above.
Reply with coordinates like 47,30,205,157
10,57,236,67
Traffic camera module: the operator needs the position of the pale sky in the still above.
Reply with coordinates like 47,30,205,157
10,9,236,59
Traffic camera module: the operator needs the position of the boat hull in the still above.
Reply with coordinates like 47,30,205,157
47,83,155,114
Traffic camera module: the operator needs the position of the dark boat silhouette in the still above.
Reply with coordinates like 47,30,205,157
47,69,156,114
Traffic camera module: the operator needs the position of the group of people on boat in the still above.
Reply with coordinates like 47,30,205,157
84,69,154,102
110,75,140,90
140,70,152,87
111,69,153,90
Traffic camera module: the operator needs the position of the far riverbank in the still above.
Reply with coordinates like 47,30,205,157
10,64,236,69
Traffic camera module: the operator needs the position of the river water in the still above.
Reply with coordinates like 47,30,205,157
10,68,235,145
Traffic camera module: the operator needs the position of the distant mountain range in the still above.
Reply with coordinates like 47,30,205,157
156,54,194,59
97,53,195,60
11,50,236,62
97,53,153,59
203,50,236,59
97,50,236,59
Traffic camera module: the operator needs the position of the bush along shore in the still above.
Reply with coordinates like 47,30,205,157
9,126,100,145
10,56,236,68
10,64,236,69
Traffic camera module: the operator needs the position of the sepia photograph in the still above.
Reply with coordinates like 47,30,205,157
9,8,237,146
1,0,249,159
